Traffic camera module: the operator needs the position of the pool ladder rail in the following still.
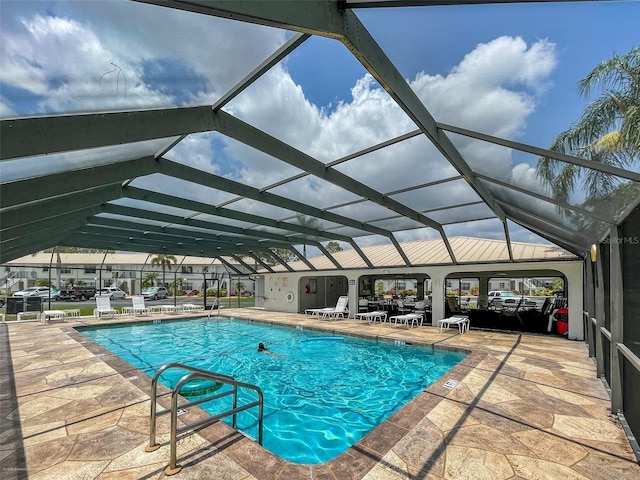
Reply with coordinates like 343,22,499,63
146,362,264,476
207,297,220,319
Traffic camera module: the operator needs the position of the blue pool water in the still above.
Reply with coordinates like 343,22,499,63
78,318,465,464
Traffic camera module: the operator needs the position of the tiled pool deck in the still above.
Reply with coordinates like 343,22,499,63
1,308,639,480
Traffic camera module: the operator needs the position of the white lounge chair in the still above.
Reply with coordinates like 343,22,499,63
93,295,119,318
389,313,423,328
354,310,387,324
437,315,470,334
123,295,150,316
181,303,205,313
305,295,349,320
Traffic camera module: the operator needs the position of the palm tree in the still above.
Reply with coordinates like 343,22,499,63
142,272,159,289
150,254,177,287
537,47,639,202
234,281,245,296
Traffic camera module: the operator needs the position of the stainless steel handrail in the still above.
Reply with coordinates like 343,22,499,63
207,298,220,319
146,362,263,476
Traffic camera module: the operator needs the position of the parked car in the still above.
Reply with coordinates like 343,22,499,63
39,288,62,301
488,290,522,305
142,286,168,300
13,286,50,297
71,287,96,301
186,289,199,296
96,287,127,300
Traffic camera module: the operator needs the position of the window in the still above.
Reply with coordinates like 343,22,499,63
61,267,72,274
181,266,193,274
42,267,49,272
85,266,96,274
105,266,113,271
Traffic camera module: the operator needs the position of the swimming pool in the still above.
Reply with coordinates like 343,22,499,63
78,318,466,464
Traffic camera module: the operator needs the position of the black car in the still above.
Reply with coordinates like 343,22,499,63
71,287,97,301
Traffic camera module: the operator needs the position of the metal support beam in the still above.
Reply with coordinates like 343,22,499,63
0,106,215,160
609,227,624,413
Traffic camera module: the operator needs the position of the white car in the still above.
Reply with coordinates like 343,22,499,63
13,287,50,297
96,287,127,299
142,286,169,300
488,290,522,305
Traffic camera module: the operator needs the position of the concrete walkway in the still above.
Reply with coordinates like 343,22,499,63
1,309,639,479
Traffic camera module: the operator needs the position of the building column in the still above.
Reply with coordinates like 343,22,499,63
430,273,447,322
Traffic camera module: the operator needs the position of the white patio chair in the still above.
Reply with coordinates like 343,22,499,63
129,295,151,315
93,295,118,318
305,295,349,320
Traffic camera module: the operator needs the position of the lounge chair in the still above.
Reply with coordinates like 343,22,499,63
354,310,387,324
305,295,349,320
389,313,423,328
437,315,469,334
122,295,150,316
93,295,119,318
181,303,205,313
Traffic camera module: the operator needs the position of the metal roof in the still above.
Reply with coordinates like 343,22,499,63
1,1,637,272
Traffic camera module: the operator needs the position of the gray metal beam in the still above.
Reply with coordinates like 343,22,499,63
217,256,248,275
609,226,623,413
287,246,317,271
499,202,591,252
1,185,121,230
122,187,354,242
1,206,103,247
0,106,214,160
213,111,444,233
87,217,298,251
246,253,276,273
1,156,158,208
213,32,310,112
156,158,396,240
229,254,258,274
476,173,615,225
267,249,295,272
438,122,640,183
101,203,341,266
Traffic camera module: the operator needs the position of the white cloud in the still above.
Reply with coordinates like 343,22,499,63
0,1,287,114
0,3,560,244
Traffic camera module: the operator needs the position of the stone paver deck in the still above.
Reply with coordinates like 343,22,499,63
1,308,639,479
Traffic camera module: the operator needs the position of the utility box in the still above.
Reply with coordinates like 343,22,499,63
6,296,42,315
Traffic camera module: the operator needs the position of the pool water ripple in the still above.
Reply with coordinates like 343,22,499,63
79,318,465,464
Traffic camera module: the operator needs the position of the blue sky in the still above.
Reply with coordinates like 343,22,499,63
1,0,638,248
286,1,639,150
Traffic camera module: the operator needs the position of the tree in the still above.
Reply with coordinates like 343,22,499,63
150,254,177,287
537,47,639,202
263,248,297,264
325,241,343,254
234,281,245,296
296,214,323,257
142,272,158,288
